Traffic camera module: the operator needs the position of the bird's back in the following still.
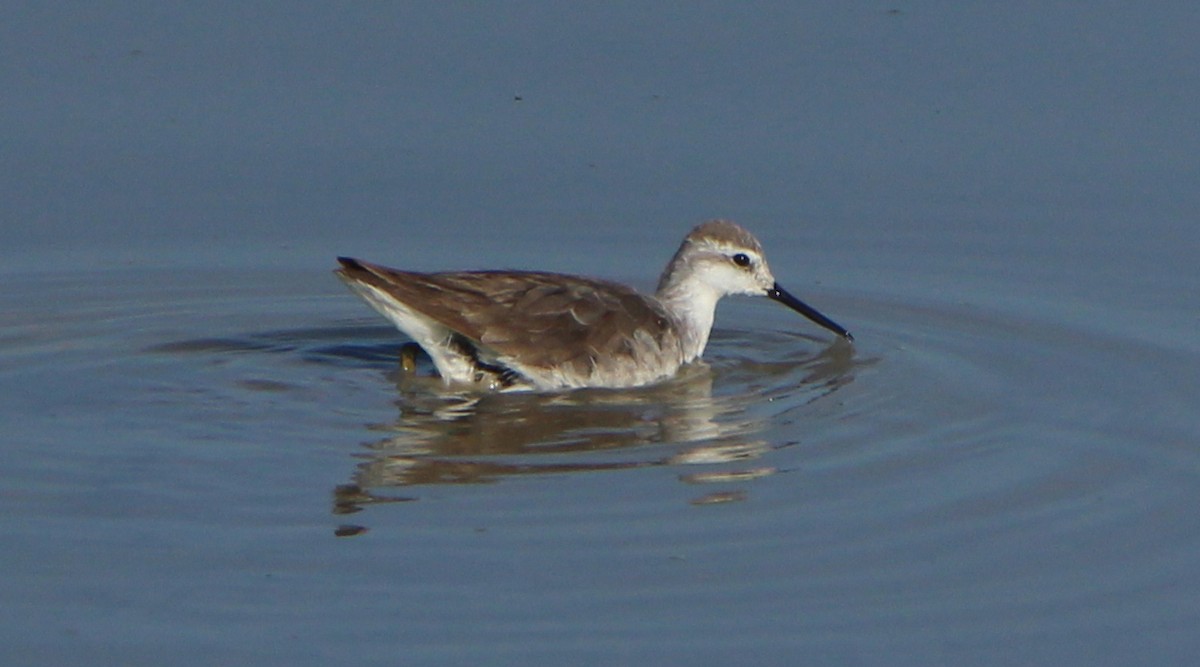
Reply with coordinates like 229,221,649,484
336,258,689,389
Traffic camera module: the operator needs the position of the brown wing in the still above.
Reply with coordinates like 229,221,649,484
336,258,676,372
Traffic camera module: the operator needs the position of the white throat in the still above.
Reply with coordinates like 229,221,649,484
655,276,722,362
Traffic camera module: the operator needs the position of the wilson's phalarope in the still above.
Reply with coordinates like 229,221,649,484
336,220,852,391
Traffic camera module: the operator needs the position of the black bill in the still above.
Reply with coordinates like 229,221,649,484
767,283,854,342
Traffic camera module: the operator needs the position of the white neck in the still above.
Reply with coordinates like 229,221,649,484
656,275,721,362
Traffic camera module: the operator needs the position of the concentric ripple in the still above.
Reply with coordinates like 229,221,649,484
4,267,1198,655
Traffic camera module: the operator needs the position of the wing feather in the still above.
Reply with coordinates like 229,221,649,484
337,259,678,377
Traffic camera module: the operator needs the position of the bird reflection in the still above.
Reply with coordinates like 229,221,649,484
332,330,859,520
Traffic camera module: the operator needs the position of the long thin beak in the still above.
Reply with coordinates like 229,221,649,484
767,283,854,342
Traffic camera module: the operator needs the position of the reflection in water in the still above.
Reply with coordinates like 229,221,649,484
145,321,861,521
333,330,860,516
688,490,748,506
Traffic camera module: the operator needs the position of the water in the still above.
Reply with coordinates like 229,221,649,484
3,3,1199,665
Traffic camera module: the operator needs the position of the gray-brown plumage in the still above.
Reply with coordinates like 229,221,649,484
336,220,851,391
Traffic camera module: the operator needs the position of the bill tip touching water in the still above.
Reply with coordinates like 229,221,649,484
335,220,852,391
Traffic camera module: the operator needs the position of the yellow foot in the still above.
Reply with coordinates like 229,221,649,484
399,342,422,373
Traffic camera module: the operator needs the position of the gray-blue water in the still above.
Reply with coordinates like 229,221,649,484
3,4,1198,665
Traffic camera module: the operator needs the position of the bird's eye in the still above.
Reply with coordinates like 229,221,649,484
732,253,752,267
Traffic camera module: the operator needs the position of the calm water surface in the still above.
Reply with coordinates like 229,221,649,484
2,231,1197,664
3,3,1199,665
